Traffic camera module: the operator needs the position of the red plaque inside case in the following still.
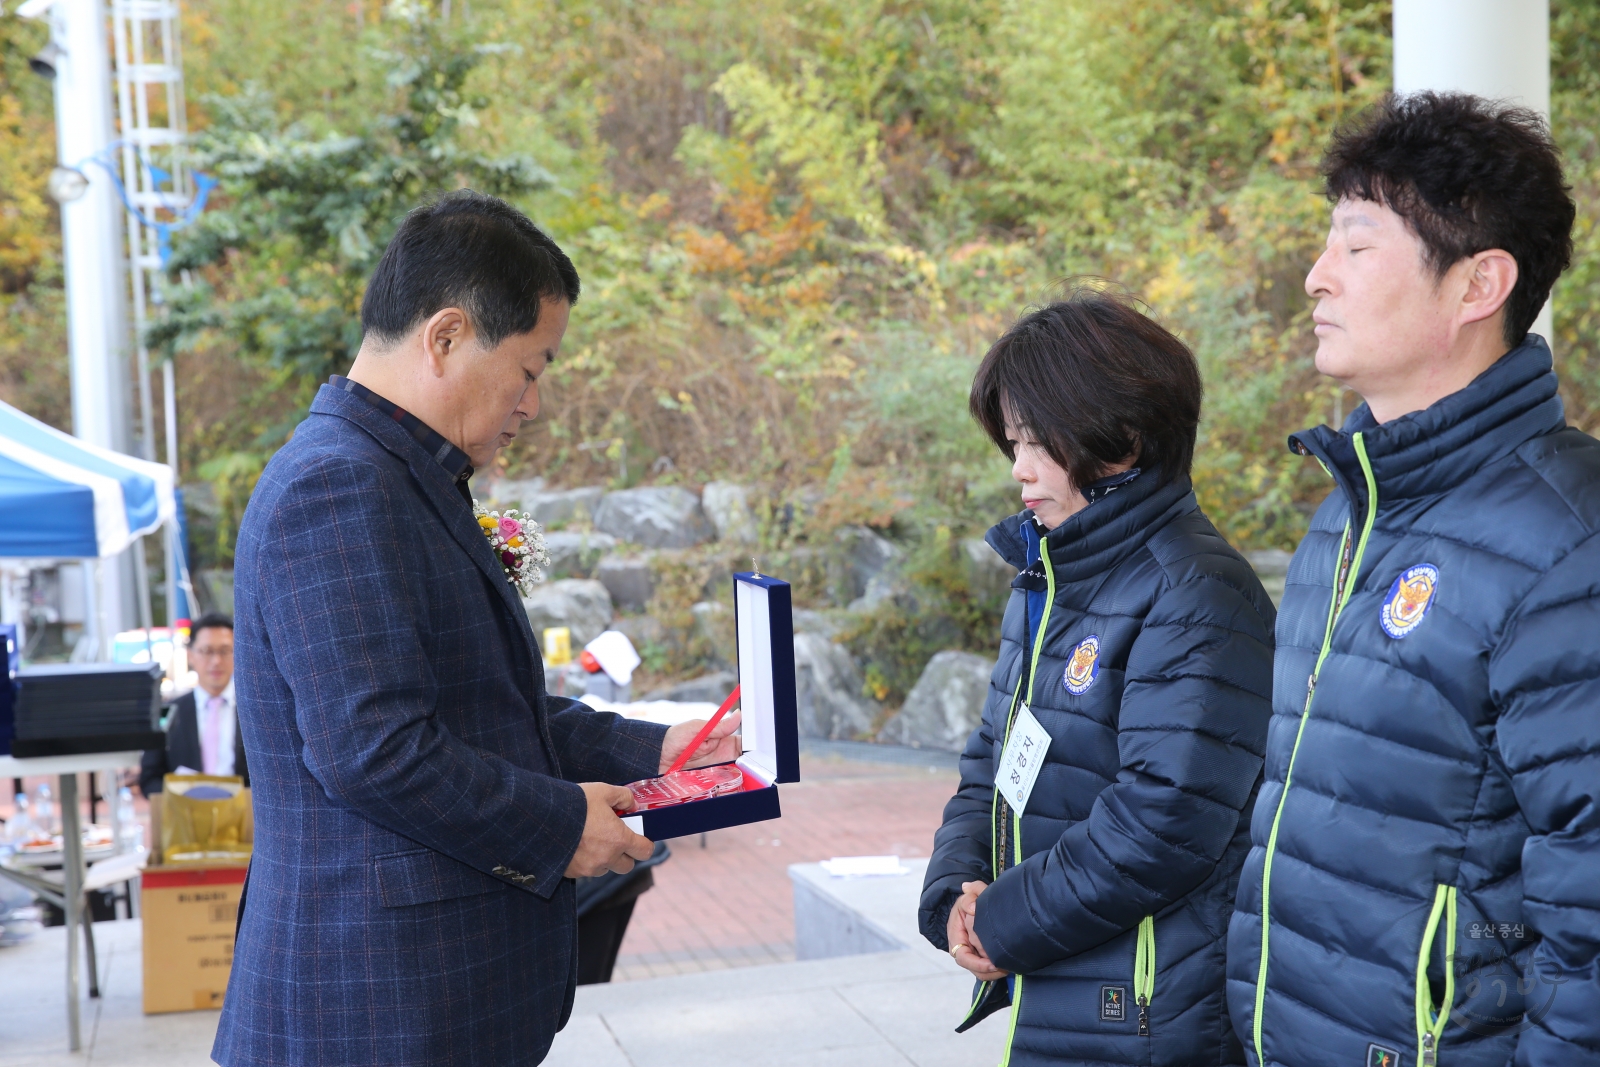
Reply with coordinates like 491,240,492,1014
629,764,746,811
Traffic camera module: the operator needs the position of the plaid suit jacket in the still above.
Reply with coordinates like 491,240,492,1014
213,384,666,1066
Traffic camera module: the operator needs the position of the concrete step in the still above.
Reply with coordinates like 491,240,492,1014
0,918,218,1067
546,949,1004,1067
547,856,1007,1066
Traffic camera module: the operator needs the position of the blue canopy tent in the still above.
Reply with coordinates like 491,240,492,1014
0,399,174,559
0,398,183,661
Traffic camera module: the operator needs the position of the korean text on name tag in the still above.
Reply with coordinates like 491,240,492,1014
996,702,1051,813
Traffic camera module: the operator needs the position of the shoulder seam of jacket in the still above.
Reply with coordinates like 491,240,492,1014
1497,526,1600,672
1517,429,1600,529
1144,568,1276,633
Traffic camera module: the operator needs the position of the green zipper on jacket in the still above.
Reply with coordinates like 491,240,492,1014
1252,432,1379,1063
991,543,1057,1067
1135,915,1156,1036
1415,884,1458,1065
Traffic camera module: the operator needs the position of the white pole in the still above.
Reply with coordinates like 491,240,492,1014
164,362,180,637
49,0,136,648
0,565,25,655
1392,0,1553,342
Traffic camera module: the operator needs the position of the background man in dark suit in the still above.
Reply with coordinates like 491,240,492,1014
213,191,740,1067
139,612,249,794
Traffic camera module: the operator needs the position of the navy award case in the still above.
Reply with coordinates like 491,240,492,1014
622,571,800,839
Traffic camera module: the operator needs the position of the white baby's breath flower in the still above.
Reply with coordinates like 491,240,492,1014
472,501,549,597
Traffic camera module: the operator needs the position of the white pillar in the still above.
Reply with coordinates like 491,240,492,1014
0,564,25,654
1392,0,1553,342
48,0,136,646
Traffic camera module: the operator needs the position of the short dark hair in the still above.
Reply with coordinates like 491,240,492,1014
969,289,1202,491
360,190,581,349
1321,92,1575,345
190,613,233,643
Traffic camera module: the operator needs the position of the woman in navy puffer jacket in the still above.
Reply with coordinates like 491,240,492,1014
921,292,1276,1066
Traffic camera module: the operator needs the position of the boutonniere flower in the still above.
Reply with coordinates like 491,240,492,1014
473,501,550,597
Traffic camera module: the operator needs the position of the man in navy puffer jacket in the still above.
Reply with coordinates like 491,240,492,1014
1227,95,1600,1067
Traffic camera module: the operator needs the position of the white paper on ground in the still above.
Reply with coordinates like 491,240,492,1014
585,629,641,685
822,855,908,877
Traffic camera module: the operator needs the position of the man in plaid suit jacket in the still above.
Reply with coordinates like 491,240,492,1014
213,192,740,1066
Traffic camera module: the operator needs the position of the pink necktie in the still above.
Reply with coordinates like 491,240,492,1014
202,695,223,775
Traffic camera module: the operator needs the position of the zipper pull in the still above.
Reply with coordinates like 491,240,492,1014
1422,1032,1436,1065
1137,995,1149,1036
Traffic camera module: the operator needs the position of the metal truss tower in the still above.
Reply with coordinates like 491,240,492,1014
110,0,193,633
111,0,188,468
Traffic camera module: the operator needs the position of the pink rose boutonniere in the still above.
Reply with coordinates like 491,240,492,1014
473,500,550,598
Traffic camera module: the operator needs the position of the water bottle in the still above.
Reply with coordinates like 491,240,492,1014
116,787,145,854
31,783,56,837
4,794,31,845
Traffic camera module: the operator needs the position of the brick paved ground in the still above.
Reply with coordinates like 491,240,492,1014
613,753,961,981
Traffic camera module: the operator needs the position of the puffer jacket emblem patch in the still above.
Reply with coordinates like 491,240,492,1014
1380,563,1439,638
1064,635,1101,693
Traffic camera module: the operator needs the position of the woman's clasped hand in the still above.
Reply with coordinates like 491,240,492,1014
945,880,1007,981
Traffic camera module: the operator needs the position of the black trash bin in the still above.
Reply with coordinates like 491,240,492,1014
574,839,670,984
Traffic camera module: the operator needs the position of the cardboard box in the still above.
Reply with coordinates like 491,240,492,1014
141,789,252,1014
141,865,247,1013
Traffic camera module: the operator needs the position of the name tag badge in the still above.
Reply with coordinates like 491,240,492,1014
996,702,1051,814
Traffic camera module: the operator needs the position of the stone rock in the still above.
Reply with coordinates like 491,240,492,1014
522,486,606,528
831,526,901,605
483,476,545,510
792,632,880,741
792,608,847,640
643,670,739,704
542,531,618,579
609,613,665,654
847,573,910,614
963,537,1017,603
877,650,994,752
691,601,735,667
845,565,930,615
523,579,614,650
700,571,739,602
596,553,656,612
771,485,826,541
549,661,629,704
594,486,716,549
743,546,827,599
1244,548,1293,574
701,481,759,545
1244,549,1292,608
547,661,586,699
